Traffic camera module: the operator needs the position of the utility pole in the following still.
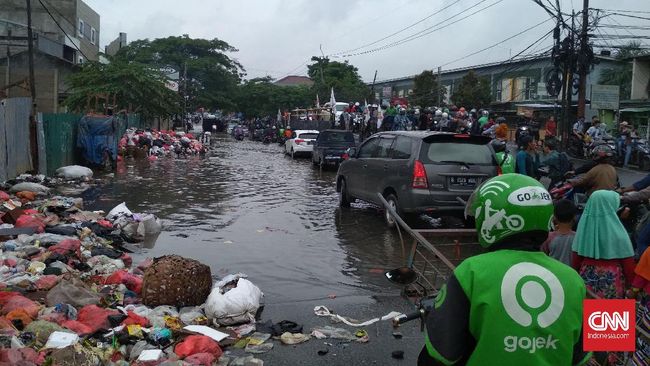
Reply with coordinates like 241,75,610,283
437,66,442,107
370,70,377,104
577,0,589,118
26,0,38,172
183,62,187,119
5,29,10,98
319,45,326,84
562,11,576,150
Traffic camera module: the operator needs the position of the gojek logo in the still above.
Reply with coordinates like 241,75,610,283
583,299,636,351
501,262,564,353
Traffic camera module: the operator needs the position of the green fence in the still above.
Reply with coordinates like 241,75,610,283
42,113,141,176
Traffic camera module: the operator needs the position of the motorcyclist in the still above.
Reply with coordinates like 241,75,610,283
420,174,590,366
567,144,617,196
438,112,449,131
585,118,604,141
572,117,585,139
539,138,570,186
393,108,409,131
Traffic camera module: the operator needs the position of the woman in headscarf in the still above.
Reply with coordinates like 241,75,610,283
572,190,636,299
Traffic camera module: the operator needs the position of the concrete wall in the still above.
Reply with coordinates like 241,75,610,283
105,32,127,56
76,0,99,61
632,59,650,100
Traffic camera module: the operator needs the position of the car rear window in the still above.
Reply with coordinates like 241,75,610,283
298,133,318,139
319,132,355,143
421,142,494,165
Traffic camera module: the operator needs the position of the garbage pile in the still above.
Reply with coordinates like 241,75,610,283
119,129,208,160
0,172,403,365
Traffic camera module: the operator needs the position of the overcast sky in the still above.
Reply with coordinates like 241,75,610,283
87,0,650,82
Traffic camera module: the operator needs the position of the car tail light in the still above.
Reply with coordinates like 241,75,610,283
412,160,428,189
341,153,350,160
295,139,304,145
497,165,503,176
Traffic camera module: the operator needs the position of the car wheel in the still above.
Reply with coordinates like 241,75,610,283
291,149,295,159
339,179,351,208
384,194,400,228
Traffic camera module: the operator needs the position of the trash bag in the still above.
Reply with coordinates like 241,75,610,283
48,239,81,259
174,335,222,359
15,191,36,201
55,165,93,179
107,202,132,219
75,305,119,334
35,275,60,290
6,308,33,327
142,255,212,307
122,311,150,327
184,352,216,365
0,191,10,201
179,307,207,325
9,182,50,194
15,215,45,233
46,277,100,307
104,270,143,294
24,320,64,344
1,294,40,318
146,305,178,328
205,278,263,326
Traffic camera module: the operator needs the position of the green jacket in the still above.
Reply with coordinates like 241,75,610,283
496,151,516,175
422,250,590,366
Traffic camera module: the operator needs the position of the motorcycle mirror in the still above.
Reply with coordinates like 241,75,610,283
385,267,418,285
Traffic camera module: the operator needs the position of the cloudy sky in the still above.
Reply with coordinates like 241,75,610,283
87,0,650,82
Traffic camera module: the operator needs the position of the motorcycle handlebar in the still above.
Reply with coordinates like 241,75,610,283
393,309,424,326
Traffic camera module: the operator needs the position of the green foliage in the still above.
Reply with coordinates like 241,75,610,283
64,60,180,119
114,35,243,110
410,70,446,107
234,78,313,118
451,70,492,108
307,57,368,102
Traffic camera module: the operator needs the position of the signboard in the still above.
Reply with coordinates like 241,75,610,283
382,86,392,98
165,81,179,92
591,84,620,110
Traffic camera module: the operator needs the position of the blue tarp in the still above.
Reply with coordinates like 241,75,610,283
77,115,121,166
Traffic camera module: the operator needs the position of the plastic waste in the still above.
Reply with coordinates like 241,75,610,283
183,325,228,342
138,349,164,362
9,182,50,194
179,306,206,325
280,332,311,345
310,326,361,342
55,165,93,179
43,331,79,349
107,202,132,219
313,305,402,327
205,278,263,326
174,335,223,358
46,277,100,307
23,320,64,344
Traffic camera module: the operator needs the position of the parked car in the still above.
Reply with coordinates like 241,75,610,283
336,131,499,227
311,130,356,168
284,130,319,158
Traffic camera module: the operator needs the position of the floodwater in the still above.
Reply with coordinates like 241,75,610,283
83,135,411,306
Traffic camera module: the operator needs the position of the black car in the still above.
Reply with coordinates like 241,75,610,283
311,130,356,168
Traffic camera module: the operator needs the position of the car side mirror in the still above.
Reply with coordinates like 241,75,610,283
347,147,357,158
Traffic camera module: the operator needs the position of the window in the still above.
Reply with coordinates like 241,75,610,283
358,138,379,158
78,19,84,37
319,131,355,143
421,142,493,165
374,137,394,158
391,136,412,159
91,27,96,45
298,133,318,139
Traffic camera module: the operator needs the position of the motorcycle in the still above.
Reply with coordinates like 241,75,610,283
619,137,650,170
384,267,435,328
567,134,586,158
586,134,618,160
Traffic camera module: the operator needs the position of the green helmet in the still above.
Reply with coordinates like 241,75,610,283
466,173,554,247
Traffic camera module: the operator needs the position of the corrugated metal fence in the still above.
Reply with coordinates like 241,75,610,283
0,98,33,181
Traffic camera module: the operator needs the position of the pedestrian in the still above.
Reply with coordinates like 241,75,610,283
618,121,635,168
541,199,577,266
545,116,557,138
515,135,539,178
572,190,636,299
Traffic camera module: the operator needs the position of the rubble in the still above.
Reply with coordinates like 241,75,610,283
119,129,208,160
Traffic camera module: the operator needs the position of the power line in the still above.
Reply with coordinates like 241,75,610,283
334,0,505,58
329,0,464,57
37,0,89,60
602,12,650,22
594,8,650,15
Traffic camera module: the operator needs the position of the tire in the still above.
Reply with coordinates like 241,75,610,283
384,194,399,228
339,178,351,208
291,149,295,159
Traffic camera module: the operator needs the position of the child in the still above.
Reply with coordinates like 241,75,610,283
541,199,577,266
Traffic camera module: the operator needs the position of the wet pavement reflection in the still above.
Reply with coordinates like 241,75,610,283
83,135,409,306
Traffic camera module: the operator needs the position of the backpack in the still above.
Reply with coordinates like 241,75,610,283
558,152,572,177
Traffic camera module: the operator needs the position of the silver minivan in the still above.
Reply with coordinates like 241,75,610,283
336,131,499,227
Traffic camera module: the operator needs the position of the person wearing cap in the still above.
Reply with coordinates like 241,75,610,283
618,121,636,168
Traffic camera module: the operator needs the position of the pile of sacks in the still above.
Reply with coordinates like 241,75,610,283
120,129,208,160
0,179,279,365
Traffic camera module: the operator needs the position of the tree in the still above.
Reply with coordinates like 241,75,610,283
599,41,649,100
114,35,244,111
410,70,446,107
64,60,181,120
307,57,368,103
234,77,313,118
451,71,492,108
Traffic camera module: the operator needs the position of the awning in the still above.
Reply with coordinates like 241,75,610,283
620,107,650,113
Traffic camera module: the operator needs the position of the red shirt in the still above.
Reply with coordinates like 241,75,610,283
546,119,557,137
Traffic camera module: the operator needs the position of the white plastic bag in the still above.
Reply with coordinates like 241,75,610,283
55,165,93,179
205,278,263,326
108,202,133,219
9,182,50,194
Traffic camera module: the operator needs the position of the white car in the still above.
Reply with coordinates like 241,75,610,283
285,130,319,159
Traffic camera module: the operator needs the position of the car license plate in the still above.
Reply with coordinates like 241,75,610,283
450,177,478,186
307,141,313,145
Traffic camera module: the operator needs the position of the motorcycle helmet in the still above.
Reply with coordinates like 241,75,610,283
496,117,506,124
465,174,553,247
442,112,449,118
482,110,489,116
435,110,443,117
491,139,507,153
592,144,614,162
355,102,360,106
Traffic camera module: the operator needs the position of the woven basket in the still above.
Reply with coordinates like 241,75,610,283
142,255,212,307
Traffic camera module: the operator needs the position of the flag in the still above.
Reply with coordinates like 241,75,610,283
329,87,336,114
316,94,320,108
277,108,281,123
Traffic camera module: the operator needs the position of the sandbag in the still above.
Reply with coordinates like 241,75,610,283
46,277,100,307
9,182,50,194
204,278,263,326
55,165,93,179
142,255,211,307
